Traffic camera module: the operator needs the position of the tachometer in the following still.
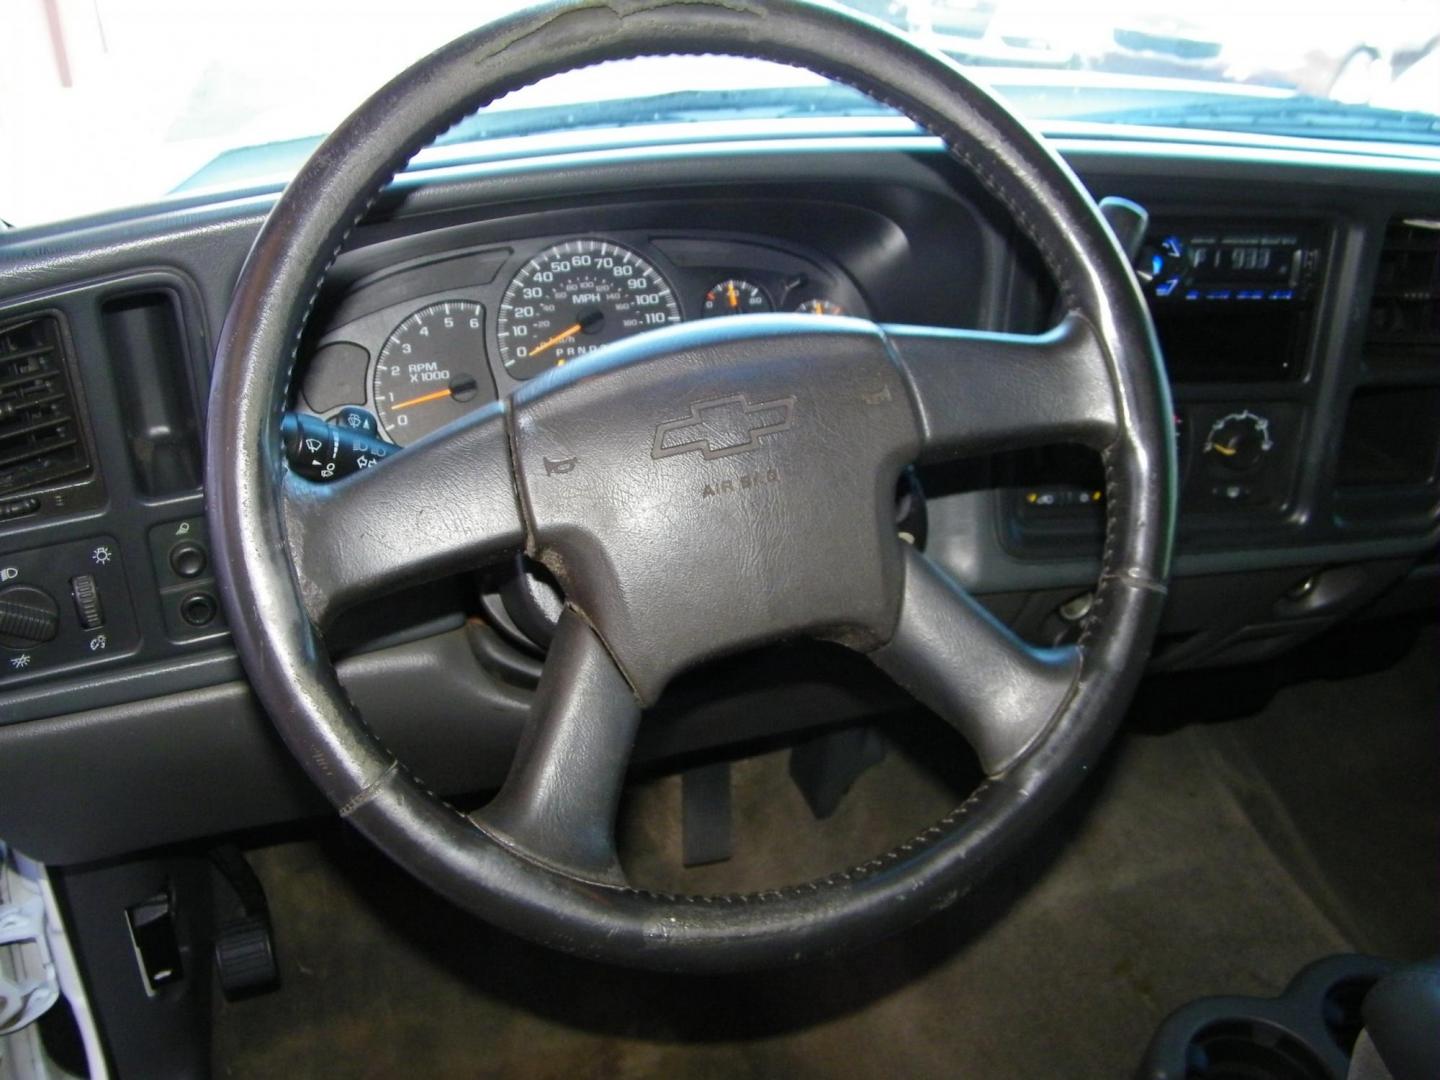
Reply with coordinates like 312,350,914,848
497,239,681,380
372,300,493,447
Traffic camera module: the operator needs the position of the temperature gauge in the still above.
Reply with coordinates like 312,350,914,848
702,279,771,317
794,298,846,316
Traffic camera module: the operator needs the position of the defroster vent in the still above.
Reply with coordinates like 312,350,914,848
0,315,91,498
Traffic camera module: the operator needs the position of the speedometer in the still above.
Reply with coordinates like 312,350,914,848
496,239,681,380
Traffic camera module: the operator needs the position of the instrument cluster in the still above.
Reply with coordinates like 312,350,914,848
296,231,867,447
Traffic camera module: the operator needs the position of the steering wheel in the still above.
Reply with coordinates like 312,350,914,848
207,0,1174,971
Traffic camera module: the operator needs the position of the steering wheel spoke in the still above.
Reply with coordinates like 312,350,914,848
281,401,525,627
886,312,1119,463
476,609,642,886
872,546,1081,777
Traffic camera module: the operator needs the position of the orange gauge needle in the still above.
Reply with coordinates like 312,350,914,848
727,282,739,309
389,387,453,411
1211,442,1239,456
528,322,583,358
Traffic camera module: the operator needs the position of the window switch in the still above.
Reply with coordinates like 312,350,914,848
70,574,105,630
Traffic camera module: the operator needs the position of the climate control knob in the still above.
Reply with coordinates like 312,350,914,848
0,584,60,649
1204,410,1274,472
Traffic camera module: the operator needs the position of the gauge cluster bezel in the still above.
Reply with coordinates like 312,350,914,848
297,229,868,444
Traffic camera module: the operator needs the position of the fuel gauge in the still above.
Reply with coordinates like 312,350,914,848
794,298,846,316
702,279,771,317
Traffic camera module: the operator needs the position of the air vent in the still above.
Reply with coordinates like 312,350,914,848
0,315,91,498
1366,216,1440,358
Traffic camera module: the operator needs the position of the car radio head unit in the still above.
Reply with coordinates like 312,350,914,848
1138,220,1326,382
1142,225,1322,301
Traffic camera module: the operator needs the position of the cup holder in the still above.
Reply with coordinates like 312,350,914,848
1320,976,1378,1058
1138,954,1395,1080
1185,1019,1330,1080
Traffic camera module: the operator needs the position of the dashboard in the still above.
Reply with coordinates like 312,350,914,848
0,128,1437,868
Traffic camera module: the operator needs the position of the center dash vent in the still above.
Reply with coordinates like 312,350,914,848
1366,215,1440,359
0,315,91,498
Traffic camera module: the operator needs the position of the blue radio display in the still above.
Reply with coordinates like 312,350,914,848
1189,236,1295,282
1143,225,1318,302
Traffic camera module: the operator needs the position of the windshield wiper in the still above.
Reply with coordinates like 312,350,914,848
1075,95,1440,146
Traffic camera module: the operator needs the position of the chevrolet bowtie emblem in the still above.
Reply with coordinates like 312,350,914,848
651,393,797,461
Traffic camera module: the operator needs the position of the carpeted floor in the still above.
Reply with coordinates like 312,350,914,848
1196,622,1439,961
213,621,1437,1079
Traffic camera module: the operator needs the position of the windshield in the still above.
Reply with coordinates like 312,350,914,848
2,0,1437,228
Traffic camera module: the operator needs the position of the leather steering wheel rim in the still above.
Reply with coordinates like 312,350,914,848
206,0,1175,972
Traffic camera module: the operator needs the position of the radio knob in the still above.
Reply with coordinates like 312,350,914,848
0,584,61,649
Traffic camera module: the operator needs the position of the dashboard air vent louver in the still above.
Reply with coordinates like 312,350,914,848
1366,216,1440,358
0,315,91,498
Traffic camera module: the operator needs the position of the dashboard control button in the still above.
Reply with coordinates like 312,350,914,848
169,541,208,579
332,406,379,436
1212,483,1253,503
179,592,218,627
0,584,60,648
69,574,105,630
